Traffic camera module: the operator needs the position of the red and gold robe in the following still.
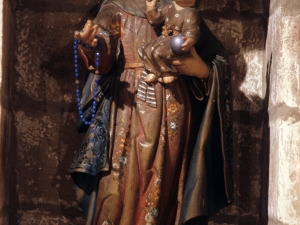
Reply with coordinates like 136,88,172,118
69,2,233,225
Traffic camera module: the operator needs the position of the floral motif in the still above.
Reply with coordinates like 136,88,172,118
154,177,161,186
168,103,178,114
113,171,120,178
119,156,128,165
102,221,109,225
151,207,159,218
112,163,120,170
145,212,154,223
170,121,177,130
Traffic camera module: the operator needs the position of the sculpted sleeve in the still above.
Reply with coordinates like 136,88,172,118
188,17,229,101
144,2,171,27
78,3,121,74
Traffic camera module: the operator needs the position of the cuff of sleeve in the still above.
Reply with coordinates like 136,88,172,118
192,65,212,99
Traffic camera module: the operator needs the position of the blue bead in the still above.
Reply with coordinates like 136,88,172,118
80,115,84,118
74,55,78,59
92,110,96,114
92,113,95,117
74,59,78,64
92,105,96,109
96,52,100,56
74,50,78,54
93,102,96,106
77,103,81,107
94,79,99,82
91,129,94,133
85,121,91,125
90,138,95,143
76,89,80,93
76,97,80,102
74,64,78,68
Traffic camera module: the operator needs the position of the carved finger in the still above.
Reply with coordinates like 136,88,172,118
181,42,188,47
83,20,93,30
172,60,182,66
74,31,82,41
81,23,93,40
87,24,99,43
91,38,98,48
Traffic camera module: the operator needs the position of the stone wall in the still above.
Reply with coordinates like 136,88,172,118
266,1,300,224
4,0,270,224
9,1,99,224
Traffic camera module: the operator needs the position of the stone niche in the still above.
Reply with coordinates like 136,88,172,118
4,0,298,224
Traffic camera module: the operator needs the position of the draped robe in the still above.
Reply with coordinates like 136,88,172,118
69,1,233,224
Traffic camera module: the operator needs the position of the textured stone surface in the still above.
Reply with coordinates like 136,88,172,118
266,1,300,224
9,0,99,224
5,0,271,224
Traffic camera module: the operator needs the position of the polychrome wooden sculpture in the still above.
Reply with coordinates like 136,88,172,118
69,0,233,224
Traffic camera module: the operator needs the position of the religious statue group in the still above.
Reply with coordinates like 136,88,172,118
68,0,233,224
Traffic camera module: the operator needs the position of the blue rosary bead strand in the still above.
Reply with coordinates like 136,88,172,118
73,38,101,127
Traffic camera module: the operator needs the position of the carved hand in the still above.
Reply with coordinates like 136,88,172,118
146,0,157,11
74,20,99,48
172,47,210,79
181,37,197,52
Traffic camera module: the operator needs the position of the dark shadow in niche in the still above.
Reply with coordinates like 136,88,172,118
260,53,271,225
199,0,271,224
